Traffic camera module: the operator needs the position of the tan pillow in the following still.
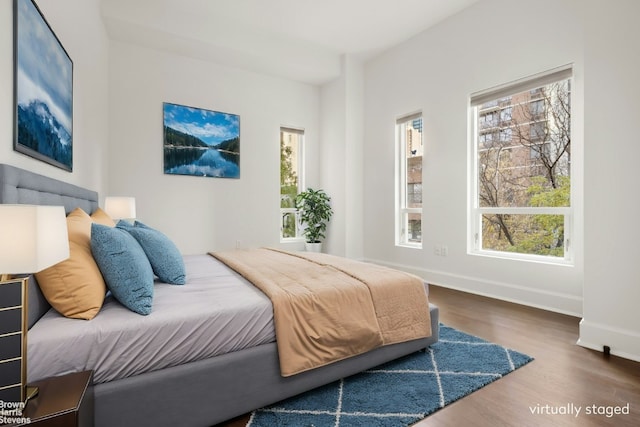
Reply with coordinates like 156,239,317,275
90,207,115,227
35,208,107,320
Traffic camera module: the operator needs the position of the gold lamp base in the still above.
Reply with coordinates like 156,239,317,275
25,385,39,403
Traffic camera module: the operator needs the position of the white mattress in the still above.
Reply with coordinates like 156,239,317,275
27,254,275,384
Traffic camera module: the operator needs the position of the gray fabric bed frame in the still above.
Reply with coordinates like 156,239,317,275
0,163,440,427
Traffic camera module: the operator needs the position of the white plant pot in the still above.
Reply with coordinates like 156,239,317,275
305,242,322,252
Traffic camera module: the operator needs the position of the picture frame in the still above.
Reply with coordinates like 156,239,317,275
14,0,73,172
163,102,240,179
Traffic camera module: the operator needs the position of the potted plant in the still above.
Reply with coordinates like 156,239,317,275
295,188,333,252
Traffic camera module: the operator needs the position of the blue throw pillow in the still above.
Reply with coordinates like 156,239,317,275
90,223,154,315
117,221,186,285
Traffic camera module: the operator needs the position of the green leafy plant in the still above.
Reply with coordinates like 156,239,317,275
295,188,333,243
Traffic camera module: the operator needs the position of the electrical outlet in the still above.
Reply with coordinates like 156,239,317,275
235,240,242,249
434,245,449,256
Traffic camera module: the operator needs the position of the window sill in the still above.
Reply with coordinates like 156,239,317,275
280,237,305,244
396,242,422,250
469,249,573,266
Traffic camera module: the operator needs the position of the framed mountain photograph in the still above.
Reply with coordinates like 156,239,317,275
163,102,240,178
14,0,73,171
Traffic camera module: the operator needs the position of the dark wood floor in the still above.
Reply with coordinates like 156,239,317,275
218,285,640,427
414,286,640,427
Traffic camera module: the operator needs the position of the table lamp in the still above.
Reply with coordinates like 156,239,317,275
0,205,69,404
104,197,136,221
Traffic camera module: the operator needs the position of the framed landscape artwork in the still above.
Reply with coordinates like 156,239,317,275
163,102,240,178
14,0,73,171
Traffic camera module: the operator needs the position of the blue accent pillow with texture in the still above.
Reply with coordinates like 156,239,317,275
90,223,154,315
117,220,186,285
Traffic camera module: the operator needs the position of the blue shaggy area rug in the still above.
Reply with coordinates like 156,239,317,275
247,324,533,427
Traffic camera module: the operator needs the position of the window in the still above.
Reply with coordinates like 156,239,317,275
500,106,512,123
529,121,546,141
530,99,545,117
396,113,423,247
499,128,512,142
280,127,304,241
470,66,572,262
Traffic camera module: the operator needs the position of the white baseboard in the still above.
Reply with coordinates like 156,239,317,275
578,319,640,362
365,257,583,316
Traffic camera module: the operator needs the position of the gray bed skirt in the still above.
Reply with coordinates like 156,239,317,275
94,304,439,427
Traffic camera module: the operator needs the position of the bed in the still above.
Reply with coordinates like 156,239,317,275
0,163,439,427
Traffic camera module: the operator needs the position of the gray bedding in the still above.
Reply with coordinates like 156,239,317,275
28,254,275,384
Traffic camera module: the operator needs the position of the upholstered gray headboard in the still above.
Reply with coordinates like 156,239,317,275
0,163,99,327
0,163,98,214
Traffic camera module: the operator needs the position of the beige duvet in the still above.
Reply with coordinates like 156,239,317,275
211,248,431,377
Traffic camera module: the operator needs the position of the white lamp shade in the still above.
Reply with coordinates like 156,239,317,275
0,205,70,274
105,197,136,220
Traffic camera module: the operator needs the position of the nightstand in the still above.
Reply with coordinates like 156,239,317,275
7,371,94,427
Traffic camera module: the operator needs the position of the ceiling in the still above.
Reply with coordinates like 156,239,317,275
100,0,479,85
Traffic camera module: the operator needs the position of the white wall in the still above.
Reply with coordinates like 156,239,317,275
107,41,320,254
363,0,584,315
320,74,346,255
343,57,365,260
578,0,640,361
0,0,109,194
363,0,640,361
320,55,364,259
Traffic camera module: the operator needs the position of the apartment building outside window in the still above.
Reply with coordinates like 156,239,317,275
470,66,573,263
396,113,423,247
280,127,304,241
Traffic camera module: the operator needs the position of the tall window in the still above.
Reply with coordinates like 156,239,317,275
280,127,304,241
396,113,423,247
470,66,572,262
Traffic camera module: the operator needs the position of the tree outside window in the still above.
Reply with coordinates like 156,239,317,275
474,73,571,259
280,128,304,240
